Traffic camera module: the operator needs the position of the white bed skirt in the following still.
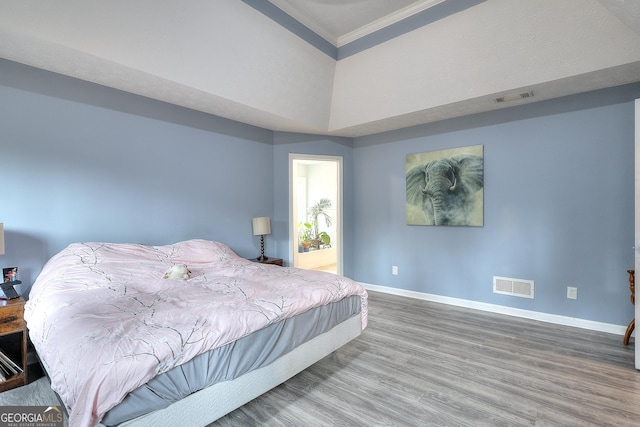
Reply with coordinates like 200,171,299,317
105,313,363,427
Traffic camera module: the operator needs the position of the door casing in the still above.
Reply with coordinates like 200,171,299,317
289,154,343,275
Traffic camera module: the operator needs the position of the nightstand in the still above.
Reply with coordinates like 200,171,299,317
0,296,27,392
249,257,283,266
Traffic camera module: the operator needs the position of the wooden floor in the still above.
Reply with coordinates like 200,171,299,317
212,291,640,427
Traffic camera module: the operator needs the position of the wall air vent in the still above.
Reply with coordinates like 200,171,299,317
493,276,534,298
494,91,534,103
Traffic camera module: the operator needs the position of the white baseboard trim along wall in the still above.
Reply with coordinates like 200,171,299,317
362,283,628,336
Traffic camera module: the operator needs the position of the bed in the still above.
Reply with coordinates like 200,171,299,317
24,239,368,427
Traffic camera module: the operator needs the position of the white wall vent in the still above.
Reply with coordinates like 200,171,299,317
493,276,534,299
494,91,534,103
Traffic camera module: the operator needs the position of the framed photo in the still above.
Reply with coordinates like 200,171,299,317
3,267,18,283
406,144,484,226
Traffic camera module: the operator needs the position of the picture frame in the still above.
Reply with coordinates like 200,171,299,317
3,267,18,283
406,144,484,226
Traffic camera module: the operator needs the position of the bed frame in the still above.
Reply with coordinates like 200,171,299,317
102,313,362,427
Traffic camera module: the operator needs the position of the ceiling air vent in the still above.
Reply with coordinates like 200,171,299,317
493,276,534,298
494,91,534,103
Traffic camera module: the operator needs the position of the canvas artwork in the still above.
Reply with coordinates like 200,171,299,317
406,144,484,226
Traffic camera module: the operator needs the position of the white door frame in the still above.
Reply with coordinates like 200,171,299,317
635,99,640,368
289,153,343,275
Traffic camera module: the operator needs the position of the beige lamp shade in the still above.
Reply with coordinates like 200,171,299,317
0,223,4,255
252,217,271,236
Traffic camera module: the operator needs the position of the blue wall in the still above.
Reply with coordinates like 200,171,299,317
0,59,275,295
352,84,640,326
2,57,639,327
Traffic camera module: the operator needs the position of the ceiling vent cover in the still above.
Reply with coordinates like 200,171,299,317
495,91,534,103
493,276,534,298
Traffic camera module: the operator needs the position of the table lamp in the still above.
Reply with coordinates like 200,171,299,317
252,217,271,261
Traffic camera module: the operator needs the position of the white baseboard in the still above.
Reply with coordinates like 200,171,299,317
362,283,628,336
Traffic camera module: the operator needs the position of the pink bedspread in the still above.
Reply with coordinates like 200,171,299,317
24,239,368,427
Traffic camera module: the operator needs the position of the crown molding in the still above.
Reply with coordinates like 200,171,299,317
267,0,338,46
337,0,447,47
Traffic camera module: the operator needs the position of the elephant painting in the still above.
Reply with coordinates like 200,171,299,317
406,146,484,226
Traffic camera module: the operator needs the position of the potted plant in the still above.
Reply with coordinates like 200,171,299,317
298,222,313,252
317,231,331,248
308,198,332,249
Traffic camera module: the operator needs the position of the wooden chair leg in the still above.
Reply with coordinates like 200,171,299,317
625,270,635,345
624,318,635,345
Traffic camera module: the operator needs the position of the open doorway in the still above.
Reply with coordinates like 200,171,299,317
290,154,342,275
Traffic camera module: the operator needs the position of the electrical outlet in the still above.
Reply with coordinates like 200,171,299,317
392,266,398,275
567,286,578,300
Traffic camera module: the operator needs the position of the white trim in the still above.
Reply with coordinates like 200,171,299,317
634,98,640,368
362,283,627,336
269,0,338,46
270,0,448,48
289,154,343,275
338,0,447,47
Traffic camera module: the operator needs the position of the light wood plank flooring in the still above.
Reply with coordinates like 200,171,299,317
211,291,640,427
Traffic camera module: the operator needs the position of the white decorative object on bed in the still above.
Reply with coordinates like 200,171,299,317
24,239,368,427
162,264,191,280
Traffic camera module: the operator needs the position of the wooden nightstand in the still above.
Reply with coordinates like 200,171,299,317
249,257,283,266
0,296,27,392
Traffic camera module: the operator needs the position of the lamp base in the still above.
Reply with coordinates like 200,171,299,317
258,235,268,261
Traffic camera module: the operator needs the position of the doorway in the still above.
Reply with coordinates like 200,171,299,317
290,154,342,275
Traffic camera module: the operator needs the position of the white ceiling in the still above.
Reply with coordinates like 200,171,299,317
1,0,639,138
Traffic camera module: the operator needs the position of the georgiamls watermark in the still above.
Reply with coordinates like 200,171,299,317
0,406,64,427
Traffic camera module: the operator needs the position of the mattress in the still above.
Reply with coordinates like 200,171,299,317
111,314,363,427
101,295,361,426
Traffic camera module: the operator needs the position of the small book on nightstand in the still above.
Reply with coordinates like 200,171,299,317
0,347,22,381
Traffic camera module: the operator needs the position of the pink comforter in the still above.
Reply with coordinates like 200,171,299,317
24,239,368,427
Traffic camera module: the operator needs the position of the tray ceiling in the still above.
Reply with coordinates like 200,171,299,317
0,0,639,137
